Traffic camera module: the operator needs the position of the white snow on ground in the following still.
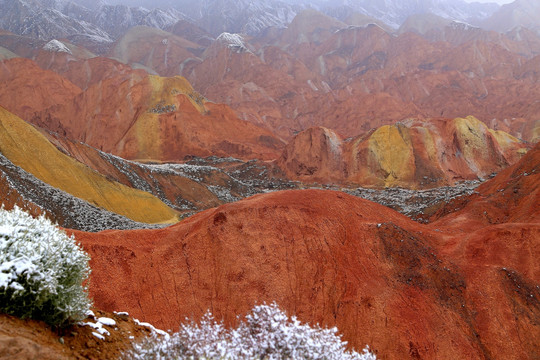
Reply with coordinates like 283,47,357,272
98,317,116,326
79,315,121,340
216,32,250,52
134,318,170,339
92,332,105,340
43,39,72,54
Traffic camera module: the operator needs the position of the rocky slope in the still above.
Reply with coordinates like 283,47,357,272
42,132,294,217
0,152,162,232
277,117,529,188
3,6,539,147
431,141,540,226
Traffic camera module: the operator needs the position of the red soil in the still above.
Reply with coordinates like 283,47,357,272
74,178,539,359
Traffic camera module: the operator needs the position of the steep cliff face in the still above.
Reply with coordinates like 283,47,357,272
277,117,528,188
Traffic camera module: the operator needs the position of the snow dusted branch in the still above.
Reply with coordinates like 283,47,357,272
124,302,376,360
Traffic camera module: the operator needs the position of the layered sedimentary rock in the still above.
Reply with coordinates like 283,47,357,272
277,117,528,188
0,57,283,161
180,10,540,142
0,106,178,224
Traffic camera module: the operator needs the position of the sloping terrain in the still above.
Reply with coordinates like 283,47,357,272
0,310,154,360
431,141,540,226
170,10,540,143
0,106,179,224
0,152,159,232
34,72,283,161
0,57,82,121
42,133,293,216
0,56,283,161
74,178,539,359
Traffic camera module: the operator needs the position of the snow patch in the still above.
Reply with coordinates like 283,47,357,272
43,39,72,54
449,20,479,31
98,317,116,326
307,79,319,91
216,32,250,53
92,332,105,340
80,320,111,337
134,318,170,339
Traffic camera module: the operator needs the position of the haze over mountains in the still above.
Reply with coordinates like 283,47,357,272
0,0,539,358
0,0,535,46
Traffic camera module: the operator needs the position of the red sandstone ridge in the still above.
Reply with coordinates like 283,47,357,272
0,57,283,161
277,117,528,188
74,181,539,359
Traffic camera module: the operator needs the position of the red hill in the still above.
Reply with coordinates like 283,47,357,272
74,184,539,359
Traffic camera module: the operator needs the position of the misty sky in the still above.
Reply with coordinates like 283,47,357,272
463,0,513,3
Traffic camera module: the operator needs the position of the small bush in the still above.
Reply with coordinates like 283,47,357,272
0,206,92,327
125,303,376,360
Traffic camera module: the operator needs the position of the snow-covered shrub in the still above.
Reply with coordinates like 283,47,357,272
0,206,92,327
125,303,376,360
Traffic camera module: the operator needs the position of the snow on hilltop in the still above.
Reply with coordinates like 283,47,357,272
43,39,72,54
216,32,250,52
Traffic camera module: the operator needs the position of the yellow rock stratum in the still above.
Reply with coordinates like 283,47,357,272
0,106,179,224
127,75,208,161
278,116,528,188
366,123,415,187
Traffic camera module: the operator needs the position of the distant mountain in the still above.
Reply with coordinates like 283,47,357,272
482,0,540,34
0,0,186,48
63,0,503,36
90,4,186,38
195,0,300,36
2,0,532,46
172,0,500,36
319,0,499,29
0,0,111,43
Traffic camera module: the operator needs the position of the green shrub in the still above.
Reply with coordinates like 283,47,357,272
0,206,92,327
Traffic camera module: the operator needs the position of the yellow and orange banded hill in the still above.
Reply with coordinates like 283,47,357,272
277,116,529,188
0,106,179,224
